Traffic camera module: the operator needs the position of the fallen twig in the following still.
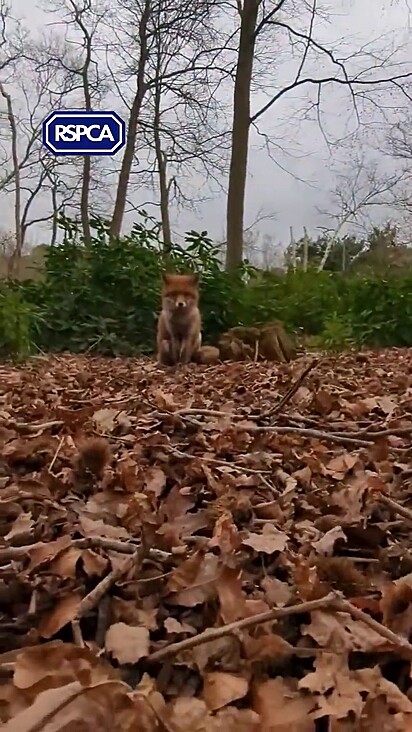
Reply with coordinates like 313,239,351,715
146,592,336,663
49,435,65,474
378,494,412,523
258,358,319,420
95,595,110,647
334,598,412,660
0,538,171,565
1,419,64,433
73,550,142,621
71,620,84,647
146,590,412,664
241,425,371,447
166,445,271,475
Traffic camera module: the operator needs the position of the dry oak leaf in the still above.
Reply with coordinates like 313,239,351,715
216,566,247,624
189,636,242,674
164,617,196,635
131,673,166,732
209,513,242,557
144,466,166,498
167,551,219,607
243,632,296,664
356,696,411,732
3,679,135,732
4,511,34,542
152,388,177,410
302,610,390,653
326,453,359,480
312,526,347,557
92,408,128,433
48,546,83,579
242,524,288,554
202,671,249,711
380,581,412,637
111,598,158,631
81,548,109,577
161,696,260,732
38,593,83,639
105,622,150,664
252,677,316,731
13,641,118,693
79,515,130,540
206,707,260,731
299,652,365,720
161,697,209,731
354,666,412,714
27,535,72,572
261,576,292,607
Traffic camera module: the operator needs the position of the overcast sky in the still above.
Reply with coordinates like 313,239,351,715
5,0,412,249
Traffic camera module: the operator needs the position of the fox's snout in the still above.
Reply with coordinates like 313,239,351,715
175,296,187,308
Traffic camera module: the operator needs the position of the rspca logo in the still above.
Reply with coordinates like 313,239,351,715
42,110,126,156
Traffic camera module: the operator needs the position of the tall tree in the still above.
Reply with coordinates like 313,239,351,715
225,0,412,269
136,0,229,250
225,0,259,270
38,0,109,244
108,0,228,242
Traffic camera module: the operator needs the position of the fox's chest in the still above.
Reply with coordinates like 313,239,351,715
169,310,194,336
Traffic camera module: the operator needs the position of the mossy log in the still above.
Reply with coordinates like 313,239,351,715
218,321,297,362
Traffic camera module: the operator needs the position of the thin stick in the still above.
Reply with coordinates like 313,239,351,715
146,593,336,663
166,446,271,475
334,598,412,659
235,425,371,448
71,620,84,647
0,538,171,564
378,495,412,523
1,419,64,433
95,595,111,647
258,358,319,419
49,435,65,474
73,550,141,621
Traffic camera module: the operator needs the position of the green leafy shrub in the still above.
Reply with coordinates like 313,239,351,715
2,214,412,359
0,286,41,360
343,275,412,347
319,312,355,351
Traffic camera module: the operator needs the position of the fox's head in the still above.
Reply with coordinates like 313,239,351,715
161,272,199,312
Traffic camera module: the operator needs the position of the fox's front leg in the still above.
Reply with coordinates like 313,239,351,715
158,338,180,366
178,339,192,364
179,333,201,364
157,339,173,365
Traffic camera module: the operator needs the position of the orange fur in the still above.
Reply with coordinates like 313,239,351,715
157,273,202,365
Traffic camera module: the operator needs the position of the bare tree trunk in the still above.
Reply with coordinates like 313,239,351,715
71,3,93,246
0,83,22,277
302,226,309,272
80,116,92,246
225,0,259,270
289,225,296,272
109,0,150,240
153,83,172,252
50,185,58,247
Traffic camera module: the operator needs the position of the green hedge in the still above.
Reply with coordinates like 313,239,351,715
1,215,412,359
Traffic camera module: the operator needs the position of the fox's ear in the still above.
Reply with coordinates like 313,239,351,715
162,272,171,284
190,272,199,284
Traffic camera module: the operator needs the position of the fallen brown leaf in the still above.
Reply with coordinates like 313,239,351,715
202,671,249,711
105,623,150,664
242,524,288,554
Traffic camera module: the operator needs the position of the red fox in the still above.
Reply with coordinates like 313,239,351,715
157,272,202,365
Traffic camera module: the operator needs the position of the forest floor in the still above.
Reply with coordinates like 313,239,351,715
1,349,412,730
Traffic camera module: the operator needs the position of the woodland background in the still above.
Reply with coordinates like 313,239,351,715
0,0,411,357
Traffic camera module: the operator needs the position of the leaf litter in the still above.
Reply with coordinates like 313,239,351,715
2,350,412,729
